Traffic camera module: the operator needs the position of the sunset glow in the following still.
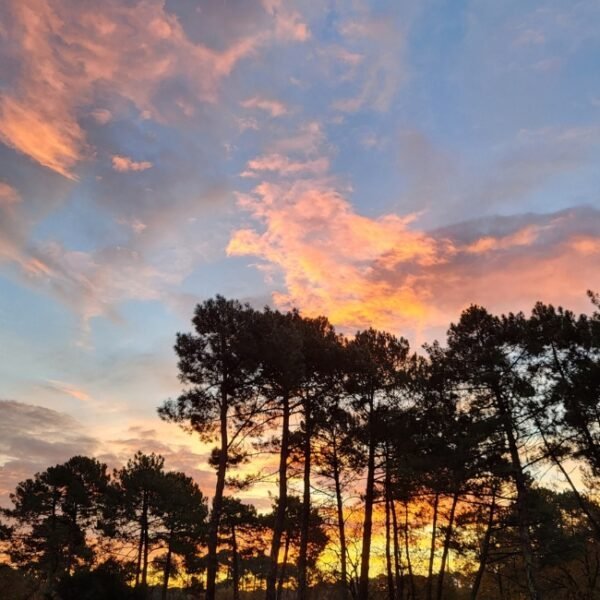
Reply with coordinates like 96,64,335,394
1,2,600,597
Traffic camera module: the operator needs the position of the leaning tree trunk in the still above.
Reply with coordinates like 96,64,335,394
206,397,229,600
358,395,376,600
266,393,291,600
471,487,497,600
495,388,541,600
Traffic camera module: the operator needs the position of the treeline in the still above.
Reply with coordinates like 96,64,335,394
2,293,600,600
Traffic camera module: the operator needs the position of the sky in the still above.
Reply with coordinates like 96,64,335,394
0,0,599,508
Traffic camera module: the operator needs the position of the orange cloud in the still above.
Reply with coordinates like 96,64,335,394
229,176,600,340
0,0,299,178
112,155,153,172
465,225,540,253
228,180,447,332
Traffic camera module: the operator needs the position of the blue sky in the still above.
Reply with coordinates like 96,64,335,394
0,0,599,505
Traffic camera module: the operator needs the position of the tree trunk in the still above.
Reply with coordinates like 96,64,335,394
277,532,291,600
298,397,312,600
385,459,395,600
142,498,150,590
162,533,173,600
136,491,147,587
206,397,229,600
391,499,403,600
426,491,440,600
266,393,291,600
231,524,240,600
436,490,459,600
358,394,376,600
404,501,416,600
333,447,349,600
495,387,541,600
471,488,497,600
385,497,395,600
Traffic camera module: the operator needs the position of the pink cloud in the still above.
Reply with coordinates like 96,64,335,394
241,96,288,117
0,182,20,207
241,153,329,178
0,0,267,178
263,0,310,41
112,155,153,172
228,176,600,341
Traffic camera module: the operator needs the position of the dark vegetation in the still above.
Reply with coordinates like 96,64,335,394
2,293,600,600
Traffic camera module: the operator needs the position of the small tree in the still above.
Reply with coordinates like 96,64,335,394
3,456,110,594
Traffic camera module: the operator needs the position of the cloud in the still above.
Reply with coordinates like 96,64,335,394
0,0,304,178
241,153,329,178
228,179,447,333
0,181,20,207
0,400,99,505
0,400,220,506
262,0,310,42
229,173,600,341
43,380,94,404
241,96,288,117
112,155,153,172
332,14,409,113
90,108,113,125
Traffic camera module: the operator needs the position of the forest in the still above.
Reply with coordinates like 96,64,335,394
2,293,600,600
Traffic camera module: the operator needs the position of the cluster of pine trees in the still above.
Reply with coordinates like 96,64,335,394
2,293,600,600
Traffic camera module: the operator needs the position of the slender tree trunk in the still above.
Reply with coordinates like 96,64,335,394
436,489,460,600
426,491,440,600
471,488,497,600
162,533,173,600
385,455,395,600
266,393,291,600
495,388,541,600
358,394,376,600
298,397,312,600
277,532,291,600
46,490,58,594
404,501,416,600
136,491,146,587
142,502,150,590
333,449,349,600
231,524,240,600
385,491,395,600
391,499,403,600
206,397,229,600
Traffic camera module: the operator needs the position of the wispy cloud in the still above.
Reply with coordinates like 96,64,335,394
112,155,153,173
241,96,288,117
44,380,94,404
